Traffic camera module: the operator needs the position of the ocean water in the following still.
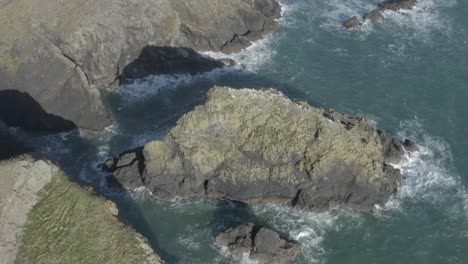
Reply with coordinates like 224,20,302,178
15,0,468,263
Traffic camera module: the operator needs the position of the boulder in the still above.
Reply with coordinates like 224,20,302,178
0,154,164,264
344,16,362,29
364,9,384,22
215,223,301,264
107,86,412,212
0,0,281,131
379,0,417,11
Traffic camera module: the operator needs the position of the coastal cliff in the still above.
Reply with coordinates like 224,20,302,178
0,0,281,131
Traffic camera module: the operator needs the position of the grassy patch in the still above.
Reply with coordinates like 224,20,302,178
18,173,154,264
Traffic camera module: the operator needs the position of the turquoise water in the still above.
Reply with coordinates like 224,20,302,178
16,0,468,263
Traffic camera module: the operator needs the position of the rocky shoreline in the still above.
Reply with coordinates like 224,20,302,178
0,0,281,132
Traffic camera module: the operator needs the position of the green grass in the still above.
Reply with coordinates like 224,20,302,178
18,172,157,264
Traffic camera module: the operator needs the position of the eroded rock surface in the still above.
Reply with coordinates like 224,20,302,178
215,223,301,264
0,154,163,264
0,0,281,131
107,87,416,211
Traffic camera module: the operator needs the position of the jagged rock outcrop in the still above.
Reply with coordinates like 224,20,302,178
106,87,417,211
0,0,281,131
344,0,417,29
215,223,301,264
0,154,163,264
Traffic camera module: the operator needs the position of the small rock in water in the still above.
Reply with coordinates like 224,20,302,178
344,16,362,29
364,9,384,22
215,223,301,264
403,139,419,152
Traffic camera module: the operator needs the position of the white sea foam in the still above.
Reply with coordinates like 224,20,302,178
252,204,362,264
202,0,293,72
381,118,468,218
119,67,242,102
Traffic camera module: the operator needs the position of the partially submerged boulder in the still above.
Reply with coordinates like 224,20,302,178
379,0,417,11
107,86,417,212
344,0,417,28
344,16,362,29
215,223,301,264
0,154,163,264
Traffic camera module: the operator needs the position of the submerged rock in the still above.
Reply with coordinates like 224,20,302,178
0,0,281,131
107,86,415,212
344,0,417,28
344,16,362,29
0,154,163,264
379,0,417,11
215,223,301,264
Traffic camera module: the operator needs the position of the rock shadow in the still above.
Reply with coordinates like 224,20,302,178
0,90,77,132
120,46,229,84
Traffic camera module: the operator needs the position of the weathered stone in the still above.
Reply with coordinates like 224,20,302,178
344,16,362,29
215,223,301,264
364,9,384,22
0,154,163,264
108,87,411,211
0,0,281,131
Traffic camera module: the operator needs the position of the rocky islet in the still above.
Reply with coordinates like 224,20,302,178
105,87,415,212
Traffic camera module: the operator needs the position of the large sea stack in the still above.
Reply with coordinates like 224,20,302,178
106,87,414,212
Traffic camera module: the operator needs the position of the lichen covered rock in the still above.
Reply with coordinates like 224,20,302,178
0,154,163,264
109,87,411,211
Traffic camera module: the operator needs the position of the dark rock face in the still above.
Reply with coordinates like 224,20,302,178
378,130,406,164
344,16,361,29
105,87,413,212
103,147,145,190
0,0,281,132
215,223,301,264
379,0,417,11
364,9,384,22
